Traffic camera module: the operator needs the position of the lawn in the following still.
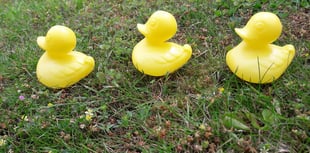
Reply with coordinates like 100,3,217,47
0,0,309,152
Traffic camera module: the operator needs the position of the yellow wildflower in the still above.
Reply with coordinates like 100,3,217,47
85,109,94,121
0,139,6,146
199,124,206,130
47,103,54,107
218,87,224,94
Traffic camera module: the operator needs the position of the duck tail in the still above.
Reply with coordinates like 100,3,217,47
85,56,95,67
183,44,192,55
283,44,296,65
284,44,295,56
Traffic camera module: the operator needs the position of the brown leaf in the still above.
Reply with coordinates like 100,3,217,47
0,123,7,129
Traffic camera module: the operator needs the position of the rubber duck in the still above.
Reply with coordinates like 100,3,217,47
226,12,295,83
36,25,95,88
132,10,192,76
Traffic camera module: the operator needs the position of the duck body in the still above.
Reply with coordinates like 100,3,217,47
226,12,295,83
132,10,192,76
36,25,95,88
226,41,295,83
37,51,95,88
133,39,192,76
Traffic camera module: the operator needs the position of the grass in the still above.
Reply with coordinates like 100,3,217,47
0,0,309,152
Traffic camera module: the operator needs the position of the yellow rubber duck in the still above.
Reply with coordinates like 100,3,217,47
226,12,295,83
36,25,95,88
132,10,192,76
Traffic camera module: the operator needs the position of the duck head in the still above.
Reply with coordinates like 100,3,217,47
235,12,282,44
37,25,76,56
137,10,177,43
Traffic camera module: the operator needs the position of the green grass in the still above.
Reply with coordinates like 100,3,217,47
0,0,309,152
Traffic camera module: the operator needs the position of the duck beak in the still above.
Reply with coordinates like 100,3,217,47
137,23,148,36
235,28,249,40
37,36,47,51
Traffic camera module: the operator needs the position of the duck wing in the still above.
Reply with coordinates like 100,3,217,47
155,44,192,64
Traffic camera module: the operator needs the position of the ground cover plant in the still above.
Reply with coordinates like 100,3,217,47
0,0,309,152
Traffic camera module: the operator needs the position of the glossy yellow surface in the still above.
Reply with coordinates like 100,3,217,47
226,12,295,83
132,10,192,76
36,25,95,88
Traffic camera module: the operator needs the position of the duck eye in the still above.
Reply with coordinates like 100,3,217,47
148,18,158,29
255,22,264,31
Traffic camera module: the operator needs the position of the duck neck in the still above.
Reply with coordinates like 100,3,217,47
144,38,165,46
240,41,271,53
46,51,69,58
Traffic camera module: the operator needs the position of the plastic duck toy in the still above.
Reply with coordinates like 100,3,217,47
226,12,295,83
36,25,95,88
132,10,192,76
